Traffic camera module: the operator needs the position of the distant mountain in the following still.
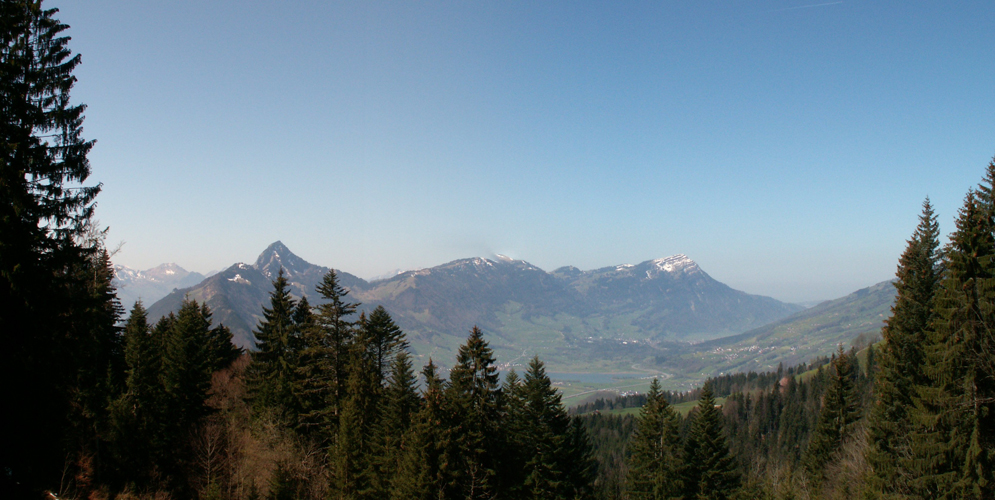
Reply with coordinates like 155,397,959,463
147,241,366,348
146,242,803,365
553,255,800,339
669,280,897,378
114,263,207,311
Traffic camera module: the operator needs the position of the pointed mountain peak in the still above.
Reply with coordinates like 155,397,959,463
254,241,314,278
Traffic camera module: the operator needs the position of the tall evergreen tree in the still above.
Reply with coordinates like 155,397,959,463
866,198,941,496
911,164,995,498
359,305,409,387
959,158,995,498
248,269,297,416
562,416,597,500
161,299,215,432
109,302,161,487
391,360,447,500
683,383,740,500
444,326,505,499
805,346,861,482
332,337,379,499
315,269,359,424
153,299,222,492
285,294,315,430
0,4,111,485
1,1,104,489
515,356,583,500
626,378,683,500
370,352,420,497
292,305,336,440
502,369,528,497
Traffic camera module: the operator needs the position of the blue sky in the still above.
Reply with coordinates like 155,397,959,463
55,1,994,303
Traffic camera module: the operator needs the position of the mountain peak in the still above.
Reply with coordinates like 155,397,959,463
254,241,314,278
647,254,700,276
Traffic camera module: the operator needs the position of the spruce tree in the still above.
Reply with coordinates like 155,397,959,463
285,295,315,430
122,302,158,412
248,269,297,416
391,360,447,500
866,198,941,496
370,352,420,497
959,158,995,498
359,305,409,387
626,378,683,500
203,306,241,373
910,167,995,498
292,307,336,440
516,356,585,500
154,299,220,491
109,302,161,487
683,383,740,500
562,416,597,500
332,337,379,499
444,326,504,499
161,299,214,430
502,369,528,496
1,0,104,488
805,346,861,482
315,269,359,424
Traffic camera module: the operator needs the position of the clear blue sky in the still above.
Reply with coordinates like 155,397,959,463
55,1,994,303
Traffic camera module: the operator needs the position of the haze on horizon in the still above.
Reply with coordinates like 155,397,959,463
55,1,994,303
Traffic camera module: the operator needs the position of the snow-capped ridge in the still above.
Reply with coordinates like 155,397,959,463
651,254,698,273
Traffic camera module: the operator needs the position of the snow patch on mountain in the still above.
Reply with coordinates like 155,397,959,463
228,274,251,285
652,254,697,274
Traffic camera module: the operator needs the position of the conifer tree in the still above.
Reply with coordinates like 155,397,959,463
626,378,683,500
444,326,505,499
866,198,941,495
153,299,221,491
290,295,314,353
563,416,597,500
911,165,995,497
109,302,161,487
315,269,359,424
285,295,315,430
683,383,740,500
162,300,215,430
359,305,409,387
516,356,576,499
959,158,995,498
391,361,447,500
1,0,103,488
204,313,241,373
333,336,380,499
292,308,336,440
805,346,861,482
502,369,528,496
122,302,158,411
370,352,420,497
248,269,297,415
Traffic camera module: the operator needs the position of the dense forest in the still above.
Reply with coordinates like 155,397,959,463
4,2,995,499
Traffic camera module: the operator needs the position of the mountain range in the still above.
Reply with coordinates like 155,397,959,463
144,241,805,368
114,263,211,312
